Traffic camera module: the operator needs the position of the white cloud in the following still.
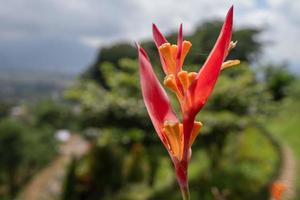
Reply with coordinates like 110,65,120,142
80,36,104,48
235,0,300,70
0,0,299,72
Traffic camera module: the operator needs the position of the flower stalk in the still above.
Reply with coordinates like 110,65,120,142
176,161,190,200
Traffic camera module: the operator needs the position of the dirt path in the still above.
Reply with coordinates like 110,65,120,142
255,123,297,200
276,144,297,200
18,134,89,200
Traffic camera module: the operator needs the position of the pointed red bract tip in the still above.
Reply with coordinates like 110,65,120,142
189,6,233,114
152,24,168,47
229,5,234,13
176,23,183,72
152,24,169,74
138,45,178,143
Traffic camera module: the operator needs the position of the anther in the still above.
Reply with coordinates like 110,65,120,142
225,41,238,57
163,121,183,160
189,121,203,146
180,41,192,66
229,41,238,50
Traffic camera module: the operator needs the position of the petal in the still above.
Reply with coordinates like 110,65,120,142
152,23,168,47
152,24,169,74
189,6,234,113
138,45,178,142
176,23,183,72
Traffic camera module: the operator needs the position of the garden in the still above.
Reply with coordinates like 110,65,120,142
0,4,299,200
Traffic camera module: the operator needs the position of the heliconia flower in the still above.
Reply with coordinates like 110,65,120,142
138,6,239,200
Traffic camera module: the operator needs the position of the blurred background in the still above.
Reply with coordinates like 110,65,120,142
0,0,299,200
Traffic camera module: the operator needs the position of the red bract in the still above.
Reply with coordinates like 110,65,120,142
138,6,239,200
138,45,179,148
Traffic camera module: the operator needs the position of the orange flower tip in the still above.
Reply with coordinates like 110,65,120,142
159,42,171,50
180,41,192,66
178,70,189,90
159,43,176,74
189,121,203,147
171,45,178,59
188,72,197,84
159,43,172,59
164,74,178,92
178,70,188,78
221,59,240,70
182,40,192,52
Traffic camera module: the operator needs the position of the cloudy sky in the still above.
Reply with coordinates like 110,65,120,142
0,0,299,74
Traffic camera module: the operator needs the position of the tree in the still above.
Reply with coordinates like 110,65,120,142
263,64,295,101
0,119,24,197
61,158,79,200
82,43,136,88
32,100,75,129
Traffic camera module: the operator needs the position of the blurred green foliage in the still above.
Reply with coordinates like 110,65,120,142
61,157,78,200
263,64,296,101
0,119,24,197
32,100,78,130
65,59,153,134
0,99,78,199
0,116,57,198
0,19,297,200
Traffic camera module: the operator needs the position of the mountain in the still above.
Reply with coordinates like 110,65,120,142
0,37,96,75
0,37,99,102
